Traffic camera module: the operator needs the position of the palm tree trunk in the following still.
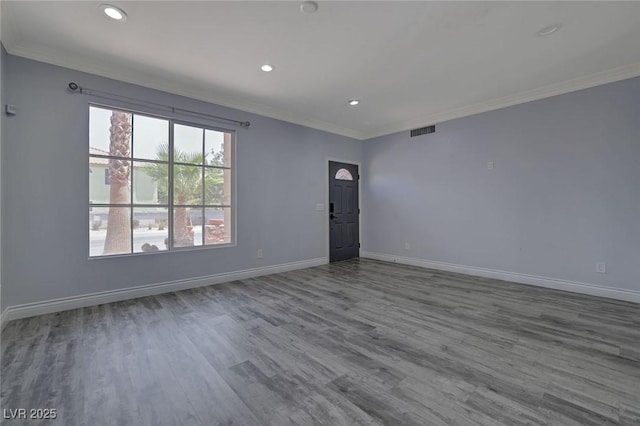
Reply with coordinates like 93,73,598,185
174,194,194,247
103,111,132,254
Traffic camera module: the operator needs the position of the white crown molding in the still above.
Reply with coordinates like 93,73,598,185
363,61,640,140
361,252,640,304
3,43,366,140
1,4,19,53
0,257,328,330
4,40,640,142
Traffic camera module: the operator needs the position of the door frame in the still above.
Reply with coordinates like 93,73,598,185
325,158,362,262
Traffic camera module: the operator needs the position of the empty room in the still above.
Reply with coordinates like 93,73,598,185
1,1,639,425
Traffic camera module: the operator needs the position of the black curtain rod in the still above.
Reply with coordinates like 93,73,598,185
67,82,250,128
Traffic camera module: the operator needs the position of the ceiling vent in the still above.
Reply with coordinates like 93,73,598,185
410,125,435,138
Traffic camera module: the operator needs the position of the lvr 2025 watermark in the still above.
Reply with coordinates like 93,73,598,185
3,408,57,420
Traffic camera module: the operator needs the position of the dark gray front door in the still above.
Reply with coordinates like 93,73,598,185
329,161,359,262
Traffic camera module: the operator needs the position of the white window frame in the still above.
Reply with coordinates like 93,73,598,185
89,103,237,258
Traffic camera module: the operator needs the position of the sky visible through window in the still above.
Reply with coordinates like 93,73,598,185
89,107,225,159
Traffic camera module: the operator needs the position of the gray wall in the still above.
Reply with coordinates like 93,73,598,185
363,77,640,292
4,54,638,311
0,45,5,312
2,55,362,309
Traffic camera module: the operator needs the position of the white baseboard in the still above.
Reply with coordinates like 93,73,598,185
0,257,328,330
0,308,8,332
361,251,640,304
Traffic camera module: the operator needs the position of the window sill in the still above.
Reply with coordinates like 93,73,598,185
88,241,237,260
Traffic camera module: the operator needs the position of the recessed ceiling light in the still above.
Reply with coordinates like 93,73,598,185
100,4,127,22
537,23,561,37
348,100,360,106
261,64,274,72
300,1,319,14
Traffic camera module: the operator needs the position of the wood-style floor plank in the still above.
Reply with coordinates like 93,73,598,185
2,258,639,425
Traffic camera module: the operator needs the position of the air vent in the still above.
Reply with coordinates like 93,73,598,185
410,125,436,137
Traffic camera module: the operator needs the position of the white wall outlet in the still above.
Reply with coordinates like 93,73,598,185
596,262,606,273
487,161,494,170
404,241,411,250
315,203,325,211
257,249,263,259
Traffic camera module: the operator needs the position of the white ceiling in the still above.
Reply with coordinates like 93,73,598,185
3,1,640,140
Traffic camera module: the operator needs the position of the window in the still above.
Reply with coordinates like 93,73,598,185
89,105,234,257
335,168,354,181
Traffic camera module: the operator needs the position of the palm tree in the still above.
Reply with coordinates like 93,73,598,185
145,145,222,247
103,111,132,254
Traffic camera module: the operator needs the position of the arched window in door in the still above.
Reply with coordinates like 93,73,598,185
335,168,354,181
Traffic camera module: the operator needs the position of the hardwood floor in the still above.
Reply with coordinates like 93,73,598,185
2,259,639,425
